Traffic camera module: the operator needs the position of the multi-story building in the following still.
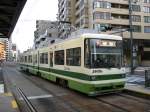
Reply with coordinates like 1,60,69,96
34,20,59,49
0,42,5,61
0,38,12,61
58,0,150,66
58,0,75,39
11,43,19,62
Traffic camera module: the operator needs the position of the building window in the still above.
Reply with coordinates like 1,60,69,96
66,47,81,66
94,23,110,32
142,51,150,60
79,0,84,8
144,16,150,23
93,1,111,9
55,50,64,65
144,0,150,3
132,15,141,22
132,5,141,12
93,12,111,20
143,6,150,13
80,19,84,26
49,33,52,37
66,1,71,7
132,25,141,32
144,26,150,33
40,53,48,64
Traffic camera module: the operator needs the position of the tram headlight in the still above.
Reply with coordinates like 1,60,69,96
91,76,96,81
121,74,126,78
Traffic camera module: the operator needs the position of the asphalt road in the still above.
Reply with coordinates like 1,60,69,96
2,63,150,112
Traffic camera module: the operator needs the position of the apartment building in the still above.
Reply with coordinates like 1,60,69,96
58,0,73,38
0,38,12,61
58,0,150,66
0,42,5,60
34,20,59,49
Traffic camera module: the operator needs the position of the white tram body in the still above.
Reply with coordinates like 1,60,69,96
19,33,126,96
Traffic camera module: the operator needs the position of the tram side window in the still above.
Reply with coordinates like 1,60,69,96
50,53,53,67
28,55,32,63
66,47,81,66
33,54,37,64
25,56,27,63
40,53,48,64
55,50,64,65
84,39,90,68
20,57,23,62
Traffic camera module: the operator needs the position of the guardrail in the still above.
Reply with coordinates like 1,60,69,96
17,88,38,112
145,69,150,88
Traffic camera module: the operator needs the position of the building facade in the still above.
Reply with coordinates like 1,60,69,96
34,20,59,49
12,43,19,61
58,0,150,66
0,42,5,60
0,38,12,61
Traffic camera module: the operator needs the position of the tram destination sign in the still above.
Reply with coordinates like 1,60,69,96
96,40,116,47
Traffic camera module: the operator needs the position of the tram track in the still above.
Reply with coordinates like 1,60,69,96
22,73,126,112
4,67,81,112
23,72,150,112
95,93,150,112
22,70,150,112
95,97,131,112
116,92,150,106
21,71,82,112
4,66,150,112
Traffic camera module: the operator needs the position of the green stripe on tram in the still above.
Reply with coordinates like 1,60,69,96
20,64,125,81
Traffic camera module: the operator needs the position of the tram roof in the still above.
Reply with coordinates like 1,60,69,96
66,33,122,41
80,33,122,40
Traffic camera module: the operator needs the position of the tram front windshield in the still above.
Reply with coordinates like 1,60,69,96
85,39,122,68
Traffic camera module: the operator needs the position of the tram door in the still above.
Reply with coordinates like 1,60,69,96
50,52,53,67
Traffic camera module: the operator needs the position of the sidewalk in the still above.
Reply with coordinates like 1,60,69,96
0,92,19,112
0,67,19,112
125,83,150,96
125,68,150,97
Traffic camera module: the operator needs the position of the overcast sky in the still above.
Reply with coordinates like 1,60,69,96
12,0,58,52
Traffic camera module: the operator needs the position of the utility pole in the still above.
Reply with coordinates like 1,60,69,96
128,0,134,74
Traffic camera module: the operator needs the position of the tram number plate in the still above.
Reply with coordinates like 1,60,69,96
92,70,102,73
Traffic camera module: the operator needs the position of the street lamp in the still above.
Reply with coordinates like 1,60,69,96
128,0,135,74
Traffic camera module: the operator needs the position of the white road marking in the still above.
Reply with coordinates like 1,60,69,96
20,94,53,100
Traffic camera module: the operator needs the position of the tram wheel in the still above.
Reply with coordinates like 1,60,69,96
56,78,68,88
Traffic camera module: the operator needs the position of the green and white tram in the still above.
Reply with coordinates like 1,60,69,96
19,33,126,96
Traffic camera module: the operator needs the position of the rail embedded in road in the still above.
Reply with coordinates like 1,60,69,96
17,88,38,112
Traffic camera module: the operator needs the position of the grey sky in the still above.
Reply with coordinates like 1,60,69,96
12,0,58,52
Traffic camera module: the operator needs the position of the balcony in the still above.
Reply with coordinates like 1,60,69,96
109,0,128,5
94,18,129,25
75,0,80,8
111,8,129,15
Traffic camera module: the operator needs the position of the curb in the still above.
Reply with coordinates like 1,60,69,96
123,89,150,99
0,92,20,112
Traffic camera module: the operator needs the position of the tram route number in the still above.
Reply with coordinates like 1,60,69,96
92,70,102,73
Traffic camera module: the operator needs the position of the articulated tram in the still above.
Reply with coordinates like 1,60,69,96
19,33,126,96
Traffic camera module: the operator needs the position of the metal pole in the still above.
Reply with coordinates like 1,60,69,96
128,0,134,74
